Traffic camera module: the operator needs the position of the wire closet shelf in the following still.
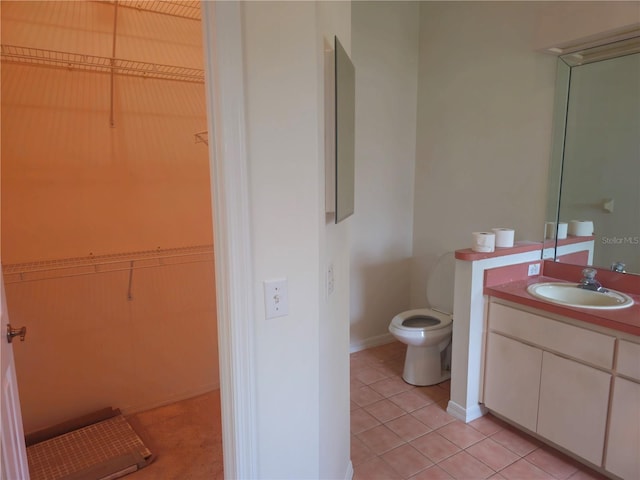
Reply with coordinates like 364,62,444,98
103,0,202,21
0,44,205,84
2,245,214,283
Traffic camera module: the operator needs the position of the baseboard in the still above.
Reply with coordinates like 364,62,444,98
446,400,487,423
121,383,220,417
349,333,395,353
344,460,354,480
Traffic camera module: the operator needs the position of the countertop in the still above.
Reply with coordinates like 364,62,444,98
485,275,640,337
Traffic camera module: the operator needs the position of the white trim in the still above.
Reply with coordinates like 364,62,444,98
201,2,258,479
344,460,354,480
446,399,487,423
349,333,395,353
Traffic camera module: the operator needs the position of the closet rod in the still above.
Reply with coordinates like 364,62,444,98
0,44,205,84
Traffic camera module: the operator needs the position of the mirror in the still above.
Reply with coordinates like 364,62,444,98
334,35,355,224
547,37,640,274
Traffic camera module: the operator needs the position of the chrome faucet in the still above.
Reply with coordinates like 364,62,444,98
578,268,607,292
611,261,626,273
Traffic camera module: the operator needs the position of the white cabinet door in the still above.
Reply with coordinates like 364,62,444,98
606,377,640,480
484,332,542,432
537,352,611,466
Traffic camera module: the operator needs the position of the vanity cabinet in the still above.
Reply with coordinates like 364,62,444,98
484,302,617,470
537,351,610,465
605,340,640,479
484,332,541,432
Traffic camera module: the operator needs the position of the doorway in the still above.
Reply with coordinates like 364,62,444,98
1,0,221,475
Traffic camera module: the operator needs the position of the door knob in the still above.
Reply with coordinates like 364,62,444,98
6,324,27,343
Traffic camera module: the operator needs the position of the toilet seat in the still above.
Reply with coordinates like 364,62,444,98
390,308,452,332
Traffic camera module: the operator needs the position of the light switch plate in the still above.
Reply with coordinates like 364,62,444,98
264,278,288,319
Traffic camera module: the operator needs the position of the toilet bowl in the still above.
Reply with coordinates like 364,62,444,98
388,253,454,386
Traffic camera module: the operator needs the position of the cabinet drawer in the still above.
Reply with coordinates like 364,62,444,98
617,340,640,381
489,303,615,369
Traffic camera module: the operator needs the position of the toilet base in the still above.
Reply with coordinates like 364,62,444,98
402,344,451,386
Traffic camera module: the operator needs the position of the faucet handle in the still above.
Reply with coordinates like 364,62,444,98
582,268,597,279
611,261,626,273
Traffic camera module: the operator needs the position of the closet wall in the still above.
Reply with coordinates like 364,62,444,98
1,1,218,434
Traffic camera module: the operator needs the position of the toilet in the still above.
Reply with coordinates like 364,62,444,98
388,252,454,386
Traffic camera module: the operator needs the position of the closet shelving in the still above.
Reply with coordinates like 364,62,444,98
102,0,201,21
0,0,205,127
0,44,205,83
3,244,214,284
194,130,209,145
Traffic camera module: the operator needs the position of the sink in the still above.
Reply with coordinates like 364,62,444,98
527,282,634,310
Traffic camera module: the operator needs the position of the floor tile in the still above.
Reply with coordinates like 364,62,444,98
352,385,385,407
348,342,605,480
364,399,407,423
490,426,541,457
525,447,580,479
353,456,403,480
357,424,405,455
351,407,381,434
411,431,460,463
465,438,519,471
369,377,414,398
499,458,553,479
567,468,610,480
389,389,434,412
411,403,456,430
409,464,454,479
438,451,495,479
413,385,450,403
386,414,432,442
436,421,486,449
468,414,507,437
353,366,391,385
351,434,376,466
381,444,434,478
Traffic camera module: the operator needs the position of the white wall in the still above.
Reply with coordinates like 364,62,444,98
411,2,557,307
532,1,640,51
241,2,351,478
350,1,420,350
317,3,352,479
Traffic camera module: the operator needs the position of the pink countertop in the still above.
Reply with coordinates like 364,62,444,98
485,275,640,337
455,236,594,262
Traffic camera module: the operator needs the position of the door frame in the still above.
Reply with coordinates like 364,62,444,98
201,2,258,478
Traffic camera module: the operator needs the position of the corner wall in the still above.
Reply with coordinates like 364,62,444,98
411,2,557,308
350,1,420,351
240,2,352,477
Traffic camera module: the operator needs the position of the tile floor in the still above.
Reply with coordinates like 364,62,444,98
118,342,608,480
351,342,608,480
126,390,224,480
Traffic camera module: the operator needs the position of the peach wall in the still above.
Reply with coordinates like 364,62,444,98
5,257,218,434
1,1,212,263
1,1,218,433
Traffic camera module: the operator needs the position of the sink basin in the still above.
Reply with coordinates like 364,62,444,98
527,282,634,310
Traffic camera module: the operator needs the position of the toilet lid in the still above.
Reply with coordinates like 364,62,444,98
426,252,455,314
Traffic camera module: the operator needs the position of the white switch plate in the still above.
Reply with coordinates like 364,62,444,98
528,263,541,276
264,278,288,319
